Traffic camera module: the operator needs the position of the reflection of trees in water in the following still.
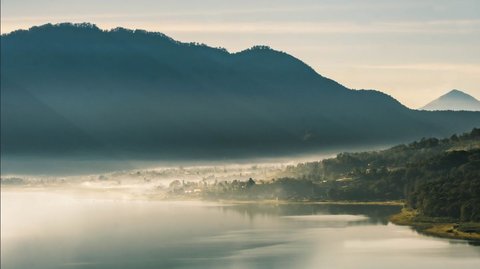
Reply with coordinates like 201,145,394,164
218,204,402,225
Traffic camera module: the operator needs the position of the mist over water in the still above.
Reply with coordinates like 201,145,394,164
2,190,479,269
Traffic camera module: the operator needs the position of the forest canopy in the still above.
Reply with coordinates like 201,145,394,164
181,128,480,222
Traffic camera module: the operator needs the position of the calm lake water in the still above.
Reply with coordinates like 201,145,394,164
2,190,479,269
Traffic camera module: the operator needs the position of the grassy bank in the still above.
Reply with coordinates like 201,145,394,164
390,208,480,241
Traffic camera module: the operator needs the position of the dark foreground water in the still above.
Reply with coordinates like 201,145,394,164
2,190,479,269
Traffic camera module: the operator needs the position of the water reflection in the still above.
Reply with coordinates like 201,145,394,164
218,203,402,225
1,190,479,269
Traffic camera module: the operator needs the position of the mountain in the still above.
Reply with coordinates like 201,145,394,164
1,23,480,166
421,90,480,111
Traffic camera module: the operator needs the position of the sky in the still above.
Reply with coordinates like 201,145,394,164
2,0,479,108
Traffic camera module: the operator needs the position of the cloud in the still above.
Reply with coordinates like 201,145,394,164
356,63,480,74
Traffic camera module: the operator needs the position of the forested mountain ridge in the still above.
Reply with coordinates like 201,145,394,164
2,23,479,161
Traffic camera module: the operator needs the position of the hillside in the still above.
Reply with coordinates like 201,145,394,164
281,128,480,221
195,129,480,222
2,23,480,163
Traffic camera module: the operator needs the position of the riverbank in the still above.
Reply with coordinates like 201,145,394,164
390,208,480,241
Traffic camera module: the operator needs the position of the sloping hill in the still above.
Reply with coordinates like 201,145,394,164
1,23,479,161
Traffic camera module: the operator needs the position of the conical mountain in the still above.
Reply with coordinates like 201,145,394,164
421,90,480,111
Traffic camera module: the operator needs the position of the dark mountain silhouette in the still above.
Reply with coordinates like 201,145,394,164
1,23,479,164
421,90,480,111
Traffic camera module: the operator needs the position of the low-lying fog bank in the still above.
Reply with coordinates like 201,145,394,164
1,162,291,200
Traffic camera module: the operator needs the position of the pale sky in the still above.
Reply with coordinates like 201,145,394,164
2,0,479,108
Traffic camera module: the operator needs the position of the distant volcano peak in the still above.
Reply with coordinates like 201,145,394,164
421,90,480,111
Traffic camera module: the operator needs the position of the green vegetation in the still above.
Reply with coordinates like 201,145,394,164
280,128,480,222
390,209,480,241
171,128,480,227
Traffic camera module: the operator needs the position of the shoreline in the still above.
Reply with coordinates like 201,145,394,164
208,199,405,206
390,209,480,241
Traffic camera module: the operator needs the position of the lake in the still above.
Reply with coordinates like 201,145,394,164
1,190,479,269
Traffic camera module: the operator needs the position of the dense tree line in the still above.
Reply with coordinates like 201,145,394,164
187,129,480,222
406,150,480,221
279,128,480,221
